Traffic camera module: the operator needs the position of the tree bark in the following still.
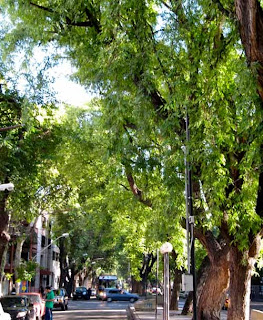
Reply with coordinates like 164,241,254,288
0,191,10,295
189,225,231,320
131,253,156,295
181,255,210,316
197,253,229,320
132,278,144,295
235,0,263,101
59,238,67,288
227,240,260,320
170,268,182,310
0,191,10,253
0,242,9,295
14,236,26,293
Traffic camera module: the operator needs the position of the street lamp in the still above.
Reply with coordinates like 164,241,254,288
160,242,173,320
32,233,69,262
0,183,14,191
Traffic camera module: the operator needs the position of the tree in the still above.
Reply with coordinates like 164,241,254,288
0,85,62,294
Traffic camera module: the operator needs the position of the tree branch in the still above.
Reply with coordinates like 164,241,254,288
0,124,24,132
30,2,54,13
125,166,152,208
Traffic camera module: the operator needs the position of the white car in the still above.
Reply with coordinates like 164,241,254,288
0,302,11,320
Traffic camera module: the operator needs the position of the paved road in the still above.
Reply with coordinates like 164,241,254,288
52,298,129,320
51,298,228,320
51,297,263,320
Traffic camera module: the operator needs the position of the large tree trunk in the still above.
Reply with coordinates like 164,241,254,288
66,261,76,296
170,268,182,310
190,227,230,320
181,255,210,316
0,192,10,262
0,191,10,295
235,0,263,101
59,238,67,288
227,240,260,320
0,242,9,295
132,277,144,295
197,253,229,320
14,237,26,293
131,252,156,295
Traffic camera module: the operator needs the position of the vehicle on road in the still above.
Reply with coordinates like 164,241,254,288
0,302,11,320
179,291,189,299
151,287,162,295
0,295,36,320
101,288,139,303
53,288,69,311
18,292,45,320
73,287,90,300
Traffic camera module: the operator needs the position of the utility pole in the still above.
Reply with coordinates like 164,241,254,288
155,249,159,320
185,113,197,320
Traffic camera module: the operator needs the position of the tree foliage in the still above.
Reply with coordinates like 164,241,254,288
1,1,263,318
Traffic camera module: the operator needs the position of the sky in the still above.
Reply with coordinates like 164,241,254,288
6,45,94,107
49,62,94,106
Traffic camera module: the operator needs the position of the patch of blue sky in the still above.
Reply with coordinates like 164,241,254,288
5,45,94,106
0,11,94,107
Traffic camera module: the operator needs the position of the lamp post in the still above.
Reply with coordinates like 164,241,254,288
32,233,70,262
33,232,69,291
0,183,14,191
160,242,173,320
31,233,69,288
155,249,159,320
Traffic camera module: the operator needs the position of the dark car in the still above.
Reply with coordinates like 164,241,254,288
101,288,139,303
53,288,68,311
73,287,90,300
0,295,35,320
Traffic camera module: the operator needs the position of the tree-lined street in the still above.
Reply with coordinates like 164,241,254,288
0,1,263,320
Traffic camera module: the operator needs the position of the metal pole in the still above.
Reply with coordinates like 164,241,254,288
185,113,197,320
163,252,169,320
184,150,191,274
155,249,159,320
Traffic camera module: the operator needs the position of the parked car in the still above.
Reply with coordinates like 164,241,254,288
179,291,189,299
151,287,162,295
18,293,45,320
73,287,90,300
101,288,139,303
53,288,68,311
0,302,11,320
0,295,36,320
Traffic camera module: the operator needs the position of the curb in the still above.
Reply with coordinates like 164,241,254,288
127,306,140,320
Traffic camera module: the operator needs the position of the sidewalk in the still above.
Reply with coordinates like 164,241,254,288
133,309,191,319
128,307,228,320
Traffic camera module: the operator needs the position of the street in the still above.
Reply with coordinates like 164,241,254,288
52,298,129,319
51,298,229,320
50,298,263,320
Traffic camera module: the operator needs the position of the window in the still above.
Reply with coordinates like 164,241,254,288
52,251,59,261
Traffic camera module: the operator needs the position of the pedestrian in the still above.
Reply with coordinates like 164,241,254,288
45,286,54,320
87,287,91,300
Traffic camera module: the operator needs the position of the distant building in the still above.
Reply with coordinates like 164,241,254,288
4,212,61,294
